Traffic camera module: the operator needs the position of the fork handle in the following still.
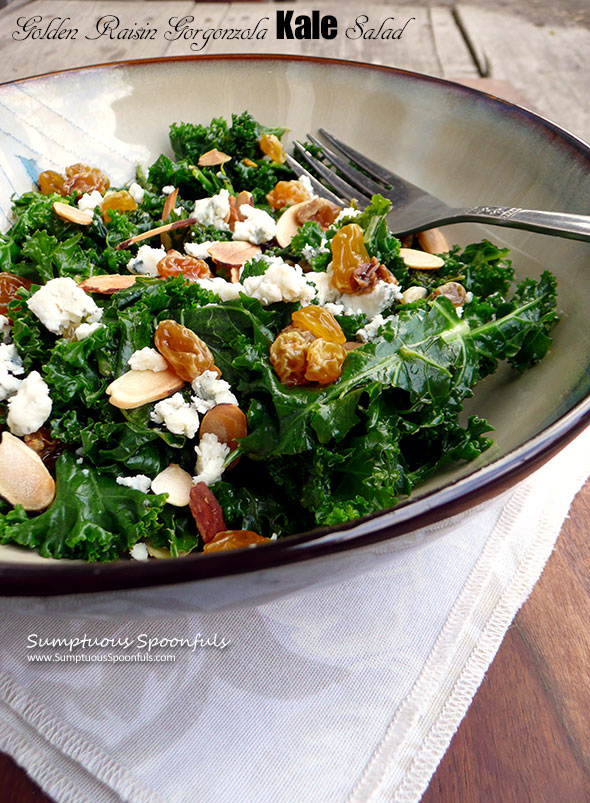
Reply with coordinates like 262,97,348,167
455,206,590,242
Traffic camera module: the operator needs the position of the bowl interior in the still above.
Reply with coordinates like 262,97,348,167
0,56,589,574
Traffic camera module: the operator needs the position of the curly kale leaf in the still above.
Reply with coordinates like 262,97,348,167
170,112,286,163
168,113,291,203
0,453,167,561
470,270,558,373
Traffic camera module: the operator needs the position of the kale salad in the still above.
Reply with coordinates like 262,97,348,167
0,112,558,561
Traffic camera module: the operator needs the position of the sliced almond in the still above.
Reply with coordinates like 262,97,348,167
151,464,192,507
78,274,137,294
106,368,185,409
226,191,254,232
52,201,93,226
417,228,449,255
115,217,197,250
198,148,232,167
161,187,179,222
275,200,312,248
400,285,428,304
145,542,173,559
275,198,341,248
399,248,445,270
207,241,261,268
0,432,55,511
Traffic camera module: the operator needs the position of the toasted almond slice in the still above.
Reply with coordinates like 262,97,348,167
78,274,137,294
0,432,55,511
275,198,341,248
207,241,261,268
226,191,254,232
399,248,445,270
401,285,428,304
106,368,184,409
151,464,192,506
115,217,197,250
145,542,173,559
417,228,449,255
275,200,312,248
52,201,93,226
198,148,232,167
161,187,179,222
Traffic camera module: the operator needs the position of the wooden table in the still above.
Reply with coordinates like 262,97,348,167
0,3,589,800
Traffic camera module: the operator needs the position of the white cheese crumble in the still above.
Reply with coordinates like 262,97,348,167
0,342,24,401
130,542,149,561
297,175,316,198
74,322,104,341
232,204,277,245
196,276,244,302
307,269,402,318
356,314,396,343
116,474,152,493
128,347,168,372
339,281,403,318
27,277,103,336
127,244,166,277
191,370,238,414
306,270,341,306
193,432,230,486
150,393,200,438
465,291,474,304
0,314,10,343
162,185,175,195
242,258,315,306
128,182,145,205
185,241,217,260
301,238,329,262
77,190,103,213
193,189,231,231
334,206,362,223
6,370,52,436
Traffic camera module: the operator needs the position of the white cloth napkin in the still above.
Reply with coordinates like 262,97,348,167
1,426,589,803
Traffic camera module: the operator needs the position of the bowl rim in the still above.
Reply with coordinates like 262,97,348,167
0,53,589,596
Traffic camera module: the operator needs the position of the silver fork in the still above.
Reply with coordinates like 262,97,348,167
286,129,590,242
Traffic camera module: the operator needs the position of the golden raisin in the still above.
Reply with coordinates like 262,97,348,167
0,273,32,316
157,250,212,282
331,223,371,293
64,164,110,196
266,179,312,210
431,281,467,308
154,320,219,382
38,170,67,196
291,305,345,345
295,197,340,229
269,328,315,386
101,190,137,222
203,530,270,553
259,133,286,164
304,339,347,384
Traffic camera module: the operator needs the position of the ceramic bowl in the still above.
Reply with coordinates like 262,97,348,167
0,56,589,610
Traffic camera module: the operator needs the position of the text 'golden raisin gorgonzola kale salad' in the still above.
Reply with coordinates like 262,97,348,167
0,113,558,561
